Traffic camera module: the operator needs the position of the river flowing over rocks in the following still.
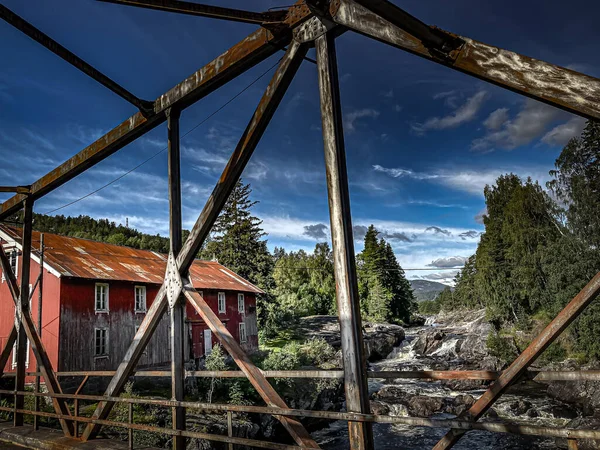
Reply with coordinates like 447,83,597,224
313,310,587,449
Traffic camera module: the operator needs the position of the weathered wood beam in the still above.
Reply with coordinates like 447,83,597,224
184,286,320,448
98,0,288,25
0,25,297,221
433,272,600,449
82,38,309,441
331,0,600,120
315,31,373,450
167,106,186,450
0,4,153,115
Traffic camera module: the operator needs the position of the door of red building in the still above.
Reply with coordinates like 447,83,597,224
191,323,204,359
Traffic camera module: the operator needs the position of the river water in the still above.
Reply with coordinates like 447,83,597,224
313,316,578,449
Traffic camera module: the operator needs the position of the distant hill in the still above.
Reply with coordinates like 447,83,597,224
410,279,451,302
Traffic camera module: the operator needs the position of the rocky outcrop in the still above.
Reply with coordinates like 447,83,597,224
372,385,476,417
295,316,405,361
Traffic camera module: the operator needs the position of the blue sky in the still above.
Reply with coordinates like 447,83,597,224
1,0,598,284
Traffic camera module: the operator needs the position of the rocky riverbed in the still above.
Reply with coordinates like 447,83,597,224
313,310,593,449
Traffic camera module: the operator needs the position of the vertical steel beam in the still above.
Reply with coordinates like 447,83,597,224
82,39,309,443
315,32,374,450
433,272,600,450
34,234,44,431
14,197,33,427
167,107,186,450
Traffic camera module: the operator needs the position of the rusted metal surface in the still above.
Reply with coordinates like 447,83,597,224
316,30,373,450
0,26,295,222
4,389,600,443
331,0,600,121
12,368,600,381
99,0,288,25
14,198,33,427
0,186,30,194
0,326,17,376
433,272,600,450
0,4,153,116
350,0,463,53
81,38,309,442
167,106,186,450
0,226,263,293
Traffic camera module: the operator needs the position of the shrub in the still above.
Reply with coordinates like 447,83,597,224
486,332,517,364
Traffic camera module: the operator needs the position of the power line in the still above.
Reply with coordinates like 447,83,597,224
41,58,282,216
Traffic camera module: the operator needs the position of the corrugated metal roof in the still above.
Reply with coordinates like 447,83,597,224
0,226,263,294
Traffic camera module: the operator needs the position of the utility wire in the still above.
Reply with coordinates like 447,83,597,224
41,58,282,216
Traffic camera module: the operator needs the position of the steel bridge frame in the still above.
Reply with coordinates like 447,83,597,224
0,1,599,449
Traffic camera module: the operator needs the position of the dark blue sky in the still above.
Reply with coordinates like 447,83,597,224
1,0,598,284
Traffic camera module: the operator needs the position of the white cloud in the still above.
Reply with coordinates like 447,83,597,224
483,108,509,130
541,117,586,147
372,164,550,196
412,91,487,134
427,256,468,268
343,108,380,132
472,99,561,151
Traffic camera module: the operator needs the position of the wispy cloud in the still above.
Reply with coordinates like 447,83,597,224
343,108,380,132
472,99,562,151
372,164,550,196
541,117,586,146
412,91,487,134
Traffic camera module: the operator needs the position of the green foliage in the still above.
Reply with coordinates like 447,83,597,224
486,332,517,365
357,225,415,323
28,213,171,252
418,298,441,315
271,243,336,328
445,121,600,363
200,180,275,334
204,344,228,403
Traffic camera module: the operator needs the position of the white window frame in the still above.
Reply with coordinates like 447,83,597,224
237,293,245,314
94,327,109,357
239,322,247,344
218,292,226,314
2,248,18,283
134,285,147,313
95,283,109,313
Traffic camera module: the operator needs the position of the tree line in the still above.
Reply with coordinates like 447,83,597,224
423,121,600,361
15,179,416,338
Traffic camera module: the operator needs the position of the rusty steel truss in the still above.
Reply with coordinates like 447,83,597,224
1,1,600,449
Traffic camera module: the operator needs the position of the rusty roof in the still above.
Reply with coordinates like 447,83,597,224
0,226,263,294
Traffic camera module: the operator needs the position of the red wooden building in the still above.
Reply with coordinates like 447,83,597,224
0,226,261,379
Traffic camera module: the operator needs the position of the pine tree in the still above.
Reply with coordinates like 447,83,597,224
201,179,274,331
357,225,415,323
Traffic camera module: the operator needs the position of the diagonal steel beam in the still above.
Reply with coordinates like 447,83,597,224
81,39,309,441
98,0,287,25
4,201,74,435
184,286,320,448
0,22,304,222
0,4,153,116
433,272,600,450
331,0,600,120
0,244,20,304
0,326,17,377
